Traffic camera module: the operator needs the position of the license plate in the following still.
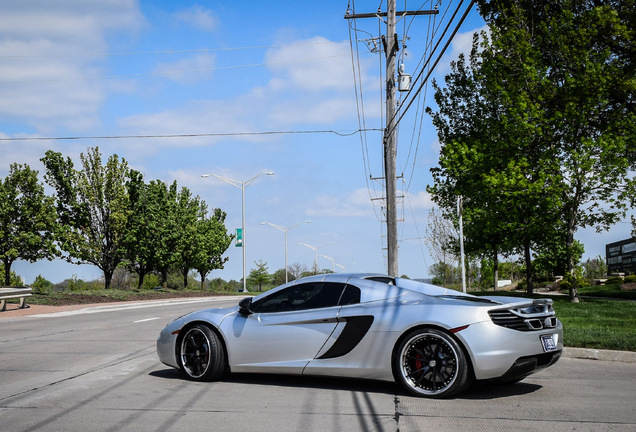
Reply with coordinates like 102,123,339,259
541,334,557,352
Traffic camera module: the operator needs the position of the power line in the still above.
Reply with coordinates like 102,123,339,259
0,129,382,142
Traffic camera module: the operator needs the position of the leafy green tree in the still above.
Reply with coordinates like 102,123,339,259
430,0,636,300
146,180,180,289
271,268,288,286
190,208,233,290
0,263,22,286
428,34,561,293
41,147,129,289
478,0,636,300
174,187,205,288
247,260,271,292
122,170,156,289
31,274,53,293
0,163,58,286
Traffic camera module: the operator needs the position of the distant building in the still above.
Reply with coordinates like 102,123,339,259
606,238,636,275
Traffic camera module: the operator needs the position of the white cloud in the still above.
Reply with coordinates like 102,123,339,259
175,5,218,32
0,0,145,133
116,36,379,142
153,53,217,83
438,25,489,74
305,188,376,218
265,37,355,92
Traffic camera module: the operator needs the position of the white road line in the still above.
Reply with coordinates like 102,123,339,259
133,317,161,323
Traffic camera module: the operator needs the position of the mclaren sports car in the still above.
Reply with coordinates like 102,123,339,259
157,273,563,398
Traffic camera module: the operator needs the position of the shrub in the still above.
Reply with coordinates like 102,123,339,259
605,276,624,285
623,275,636,284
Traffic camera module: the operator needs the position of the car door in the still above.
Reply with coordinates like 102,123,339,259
219,281,346,374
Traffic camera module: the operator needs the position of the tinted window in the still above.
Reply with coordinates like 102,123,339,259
339,284,361,305
255,282,346,313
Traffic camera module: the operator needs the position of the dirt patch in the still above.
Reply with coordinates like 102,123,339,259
621,282,636,291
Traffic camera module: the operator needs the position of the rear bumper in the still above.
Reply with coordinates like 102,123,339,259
497,349,562,383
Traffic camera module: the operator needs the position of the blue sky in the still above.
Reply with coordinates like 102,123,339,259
1,0,628,285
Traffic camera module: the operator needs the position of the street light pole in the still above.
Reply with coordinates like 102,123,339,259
299,242,334,273
201,171,274,292
261,220,311,283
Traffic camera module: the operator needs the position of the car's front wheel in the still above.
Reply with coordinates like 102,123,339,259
395,328,472,398
178,324,226,381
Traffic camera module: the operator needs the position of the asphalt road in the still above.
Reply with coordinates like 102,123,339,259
1,298,635,432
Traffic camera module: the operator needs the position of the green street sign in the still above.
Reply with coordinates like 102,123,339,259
235,228,243,247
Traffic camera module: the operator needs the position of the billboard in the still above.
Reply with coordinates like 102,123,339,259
606,238,636,274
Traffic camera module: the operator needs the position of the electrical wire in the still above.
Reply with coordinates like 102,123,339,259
0,129,382,142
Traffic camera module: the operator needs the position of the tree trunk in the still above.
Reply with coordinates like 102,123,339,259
3,259,11,286
493,248,499,291
103,269,113,290
524,241,533,295
161,268,168,289
199,271,206,290
565,227,579,303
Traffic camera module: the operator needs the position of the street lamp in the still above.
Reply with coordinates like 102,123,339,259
261,221,311,284
299,242,334,273
320,254,336,272
201,171,274,292
320,254,348,273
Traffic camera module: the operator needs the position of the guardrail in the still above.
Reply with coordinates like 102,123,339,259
0,287,32,311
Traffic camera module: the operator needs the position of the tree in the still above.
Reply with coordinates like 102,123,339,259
430,0,636,301
423,207,459,287
428,33,562,295
247,260,271,292
146,180,180,289
41,147,129,289
122,170,156,289
479,0,635,299
287,262,307,281
0,163,58,286
191,208,233,290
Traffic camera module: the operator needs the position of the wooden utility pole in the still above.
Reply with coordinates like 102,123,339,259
345,3,438,277
384,0,399,277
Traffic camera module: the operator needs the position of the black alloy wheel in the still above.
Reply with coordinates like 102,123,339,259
395,328,472,398
179,324,226,381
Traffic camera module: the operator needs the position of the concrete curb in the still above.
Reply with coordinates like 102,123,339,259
563,347,636,363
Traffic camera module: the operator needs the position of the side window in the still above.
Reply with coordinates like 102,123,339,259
339,284,361,305
254,282,346,313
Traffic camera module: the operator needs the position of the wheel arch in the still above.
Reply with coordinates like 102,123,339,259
390,324,475,383
176,320,231,373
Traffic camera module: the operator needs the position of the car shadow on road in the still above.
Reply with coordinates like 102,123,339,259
460,381,543,399
151,368,542,399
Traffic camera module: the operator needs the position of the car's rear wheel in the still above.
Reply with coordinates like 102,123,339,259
179,324,226,381
395,328,472,398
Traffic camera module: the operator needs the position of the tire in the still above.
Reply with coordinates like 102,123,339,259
178,324,226,381
395,328,472,398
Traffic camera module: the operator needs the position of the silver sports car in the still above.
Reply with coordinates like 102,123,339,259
157,273,563,398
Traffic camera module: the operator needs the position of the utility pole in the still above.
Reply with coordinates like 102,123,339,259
345,3,438,277
384,0,399,277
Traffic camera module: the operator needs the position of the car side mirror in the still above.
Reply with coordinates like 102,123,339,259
238,297,253,315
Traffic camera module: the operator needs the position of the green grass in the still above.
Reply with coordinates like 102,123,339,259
552,297,636,351
578,284,636,300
